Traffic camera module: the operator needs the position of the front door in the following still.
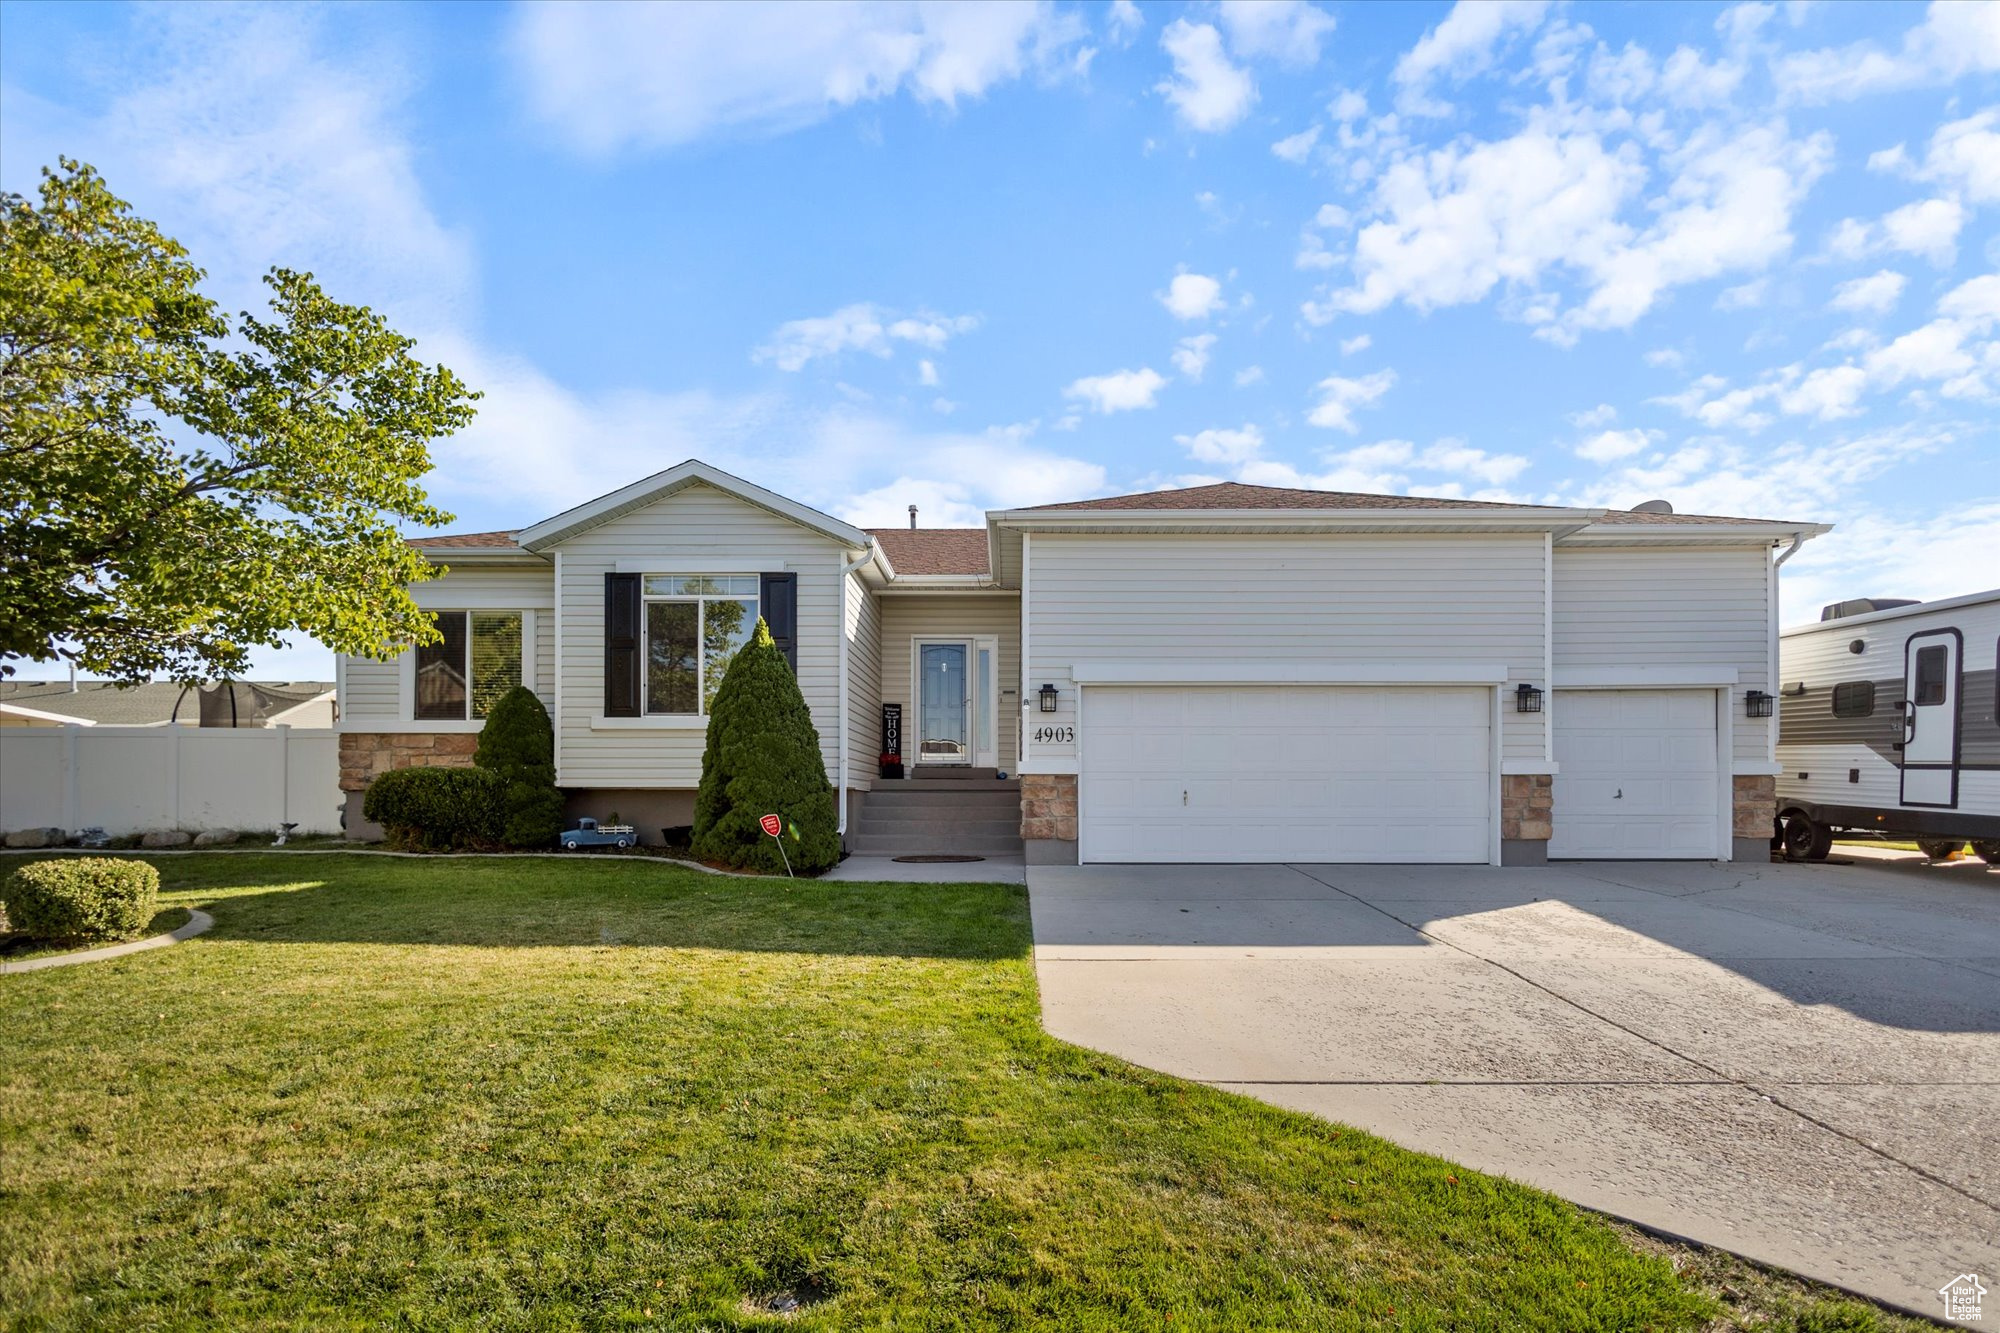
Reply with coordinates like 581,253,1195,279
1901,630,1961,807
917,641,971,765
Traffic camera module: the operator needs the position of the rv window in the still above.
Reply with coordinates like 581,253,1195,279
1831,680,1875,718
1913,645,1948,706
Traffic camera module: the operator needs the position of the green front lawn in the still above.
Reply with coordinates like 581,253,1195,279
0,855,1913,1330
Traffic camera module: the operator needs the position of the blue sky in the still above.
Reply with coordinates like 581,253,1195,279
3,0,1996,678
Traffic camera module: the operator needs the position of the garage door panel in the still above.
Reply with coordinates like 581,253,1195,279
1551,689,1719,861
1080,685,1492,864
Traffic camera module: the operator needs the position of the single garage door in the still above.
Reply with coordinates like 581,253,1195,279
1551,689,1719,859
1080,685,1491,863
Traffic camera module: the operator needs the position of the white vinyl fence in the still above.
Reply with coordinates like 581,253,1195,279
0,725,343,837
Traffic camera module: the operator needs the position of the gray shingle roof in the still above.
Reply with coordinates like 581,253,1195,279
866,528,990,575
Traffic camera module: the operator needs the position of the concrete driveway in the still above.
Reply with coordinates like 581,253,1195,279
1029,856,2000,1316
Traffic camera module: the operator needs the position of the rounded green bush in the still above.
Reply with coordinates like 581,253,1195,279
474,685,564,849
3,857,159,943
692,618,839,874
361,765,503,851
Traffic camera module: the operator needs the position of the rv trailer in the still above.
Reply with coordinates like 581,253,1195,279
1774,589,2000,863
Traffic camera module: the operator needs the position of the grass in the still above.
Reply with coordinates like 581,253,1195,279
0,903,189,963
0,854,1926,1331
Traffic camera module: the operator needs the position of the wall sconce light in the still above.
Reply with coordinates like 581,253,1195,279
1038,683,1059,714
1745,689,1774,718
1514,683,1544,713
1847,639,1866,655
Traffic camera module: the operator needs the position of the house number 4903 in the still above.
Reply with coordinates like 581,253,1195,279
1032,726,1074,744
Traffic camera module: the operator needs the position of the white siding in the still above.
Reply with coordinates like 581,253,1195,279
877,593,1022,774
1554,546,1772,767
845,570,882,791
1024,533,1547,770
555,483,851,788
337,561,556,722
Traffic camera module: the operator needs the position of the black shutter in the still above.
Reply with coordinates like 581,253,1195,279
604,572,642,716
760,572,798,672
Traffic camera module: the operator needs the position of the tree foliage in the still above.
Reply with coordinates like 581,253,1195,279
474,685,564,849
692,618,840,874
0,159,478,681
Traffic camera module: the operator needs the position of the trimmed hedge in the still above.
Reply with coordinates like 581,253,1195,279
692,618,840,874
362,766,503,851
3,857,159,943
474,686,564,849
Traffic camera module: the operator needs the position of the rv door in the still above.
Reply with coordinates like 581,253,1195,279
1900,629,1961,807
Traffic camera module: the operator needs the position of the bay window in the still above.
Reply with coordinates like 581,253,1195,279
644,575,757,715
414,611,523,720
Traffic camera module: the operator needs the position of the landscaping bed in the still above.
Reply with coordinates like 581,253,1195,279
0,854,1924,1330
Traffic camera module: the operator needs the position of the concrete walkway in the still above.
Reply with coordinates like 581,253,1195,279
1,907,214,974
1029,857,2000,1315
821,854,1025,883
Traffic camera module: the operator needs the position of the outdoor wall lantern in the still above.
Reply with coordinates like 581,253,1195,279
1514,683,1544,713
1038,683,1060,713
1745,689,1774,718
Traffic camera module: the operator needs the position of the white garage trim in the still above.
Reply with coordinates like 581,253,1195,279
1071,662,1509,686
1077,682,1500,866
1554,666,1739,688
1551,687,1732,861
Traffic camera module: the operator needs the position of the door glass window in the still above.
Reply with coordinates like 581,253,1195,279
1913,645,1948,706
919,643,968,758
976,646,992,759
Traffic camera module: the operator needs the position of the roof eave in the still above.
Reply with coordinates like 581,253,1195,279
1560,521,1833,546
987,506,1609,536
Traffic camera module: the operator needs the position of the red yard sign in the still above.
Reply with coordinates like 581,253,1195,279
759,813,783,838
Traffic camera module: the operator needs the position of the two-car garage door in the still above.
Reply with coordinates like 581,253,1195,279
1080,686,1491,863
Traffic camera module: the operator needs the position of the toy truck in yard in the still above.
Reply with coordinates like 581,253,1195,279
558,818,637,850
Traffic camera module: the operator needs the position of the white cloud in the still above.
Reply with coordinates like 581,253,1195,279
1306,368,1396,431
1781,500,2000,626
509,1,1086,154
837,433,1111,528
1773,1,2000,104
1569,403,1618,428
1659,45,1746,108
1107,0,1144,44
1716,279,1768,310
1867,143,1912,174
1393,0,1551,115
918,359,941,387
1160,271,1226,320
1644,347,1686,369
1157,20,1256,132
1417,438,1529,483
1575,427,1654,463
1063,367,1168,413
1880,196,1966,266
1329,89,1368,122
1829,269,1907,316
1172,333,1218,380
1177,423,1265,464
1218,0,1338,67
1339,333,1373,355
752,303,977,370
1272,124,1321,164
1915,107,2000,204
1234,365,1267,387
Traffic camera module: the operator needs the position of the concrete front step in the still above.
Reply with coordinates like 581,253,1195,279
875,778,1021,793
848,834,1026,855
854,817,1023,839
863,795,1022,815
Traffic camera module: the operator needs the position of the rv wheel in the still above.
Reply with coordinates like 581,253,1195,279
1973,841,2000,865
1917,838,1963,861
1780,813,1831,862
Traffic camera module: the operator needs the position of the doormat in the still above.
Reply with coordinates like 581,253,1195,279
891,855,986,863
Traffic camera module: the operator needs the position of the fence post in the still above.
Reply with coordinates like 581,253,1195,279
64,724,81,833
170,723,183,831
276,724,290,830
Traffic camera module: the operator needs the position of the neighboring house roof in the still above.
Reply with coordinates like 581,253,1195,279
0,680,334,726
866,528,991,576
409,530,523,550
1020,480,1811,527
